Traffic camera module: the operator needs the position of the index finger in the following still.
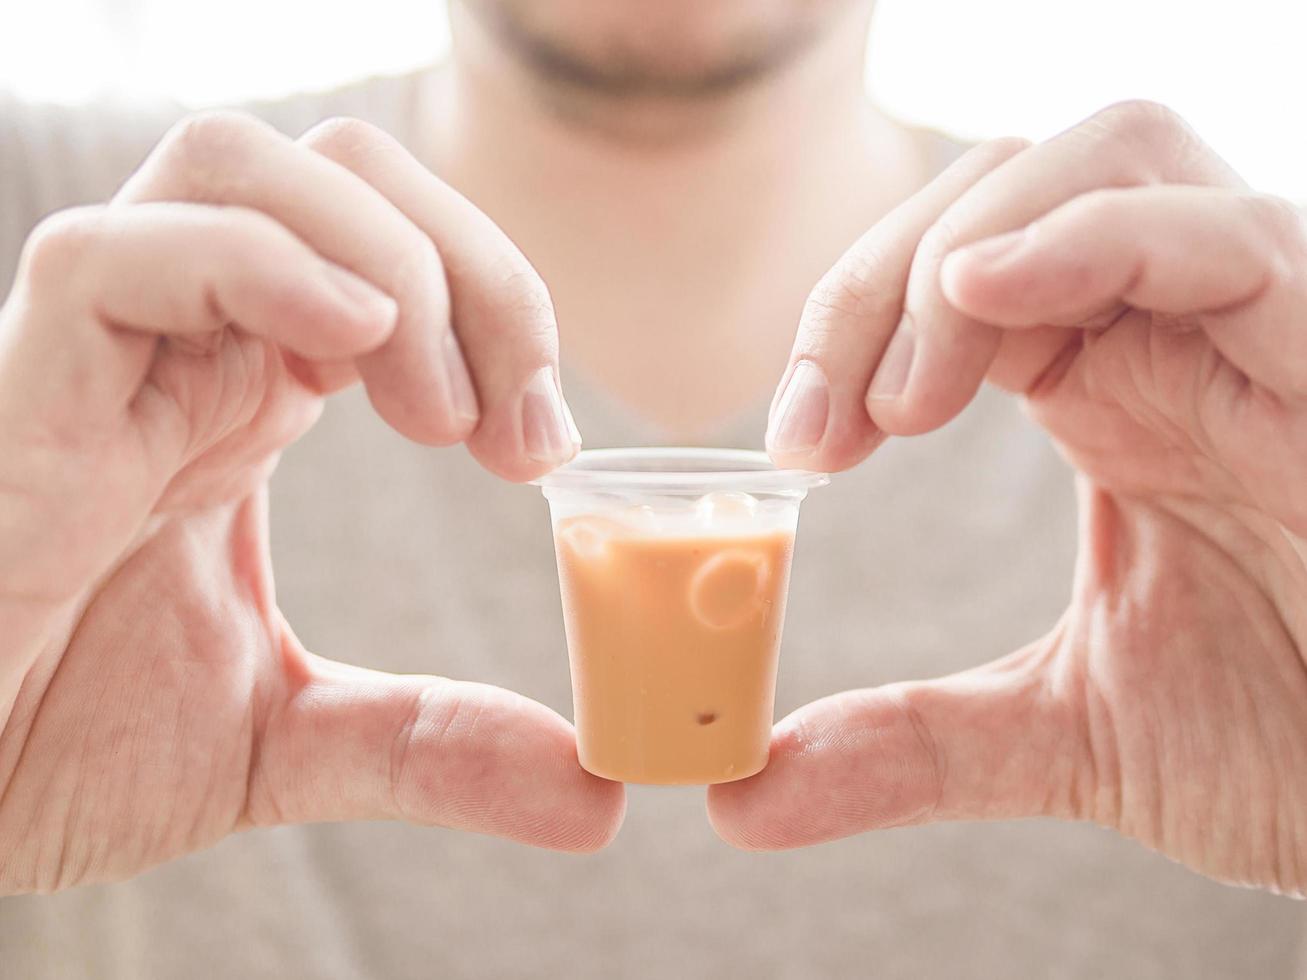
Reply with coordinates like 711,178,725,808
863,101,1247,436
300,118,580,481
115,111,479,451
767,137,1030,473
118,111,579,480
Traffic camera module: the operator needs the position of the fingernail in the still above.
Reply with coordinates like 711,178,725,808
867,323,915,402
321,263,397,324
441,331,480,423
953,227,1029,265
559,387,583,446
767,360,829,455
522,366,579,465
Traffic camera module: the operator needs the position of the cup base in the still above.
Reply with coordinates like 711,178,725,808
578,755,769,787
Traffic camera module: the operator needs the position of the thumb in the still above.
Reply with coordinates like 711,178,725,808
707,640,1088,849
243,641,625,853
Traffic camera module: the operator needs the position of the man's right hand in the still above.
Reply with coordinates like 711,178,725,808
0,111,620,895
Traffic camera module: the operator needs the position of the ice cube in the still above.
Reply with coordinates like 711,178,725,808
620,496,696,534
646,495,696,514
550,492,626,522
694,491,759,528
687,548,771,629
619,503,660,531
556,516,627,560
755,497,796,530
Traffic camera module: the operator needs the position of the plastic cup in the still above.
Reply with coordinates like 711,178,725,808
535,448,828,785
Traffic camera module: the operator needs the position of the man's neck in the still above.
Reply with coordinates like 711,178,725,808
418,8,929,439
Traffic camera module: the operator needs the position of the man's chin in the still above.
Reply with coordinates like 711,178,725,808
459,0,846,100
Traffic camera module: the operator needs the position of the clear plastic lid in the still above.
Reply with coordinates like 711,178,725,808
533,447,829,497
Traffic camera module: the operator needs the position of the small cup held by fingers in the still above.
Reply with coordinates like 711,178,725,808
536,448,827,785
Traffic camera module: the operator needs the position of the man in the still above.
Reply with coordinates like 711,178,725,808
2,0,1305,976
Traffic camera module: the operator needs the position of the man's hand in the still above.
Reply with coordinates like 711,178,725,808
711,102,1307,896
0,112,618,895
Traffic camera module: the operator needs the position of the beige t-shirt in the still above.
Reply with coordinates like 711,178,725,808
1,71,1304,980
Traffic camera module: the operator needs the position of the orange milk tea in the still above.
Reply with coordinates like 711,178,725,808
553,493,796,784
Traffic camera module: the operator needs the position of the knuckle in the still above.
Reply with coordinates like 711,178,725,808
941,138,1030,184
389,685,441,820
1087,100,1202,177
19,206,106,289
893,688,947,822
215,203,290,247
803,236,897,333
162,109,259,159
155,109,267,196
803,274,864,334
1244,193,1307,257
208,205,305,270
805,265,878,328
917,212,965,267
968,135,1033,167
299,115,397,168
387,234,448,309
1096,98,1187,143
1085,101,1235,185
390,682,489,821
1064,186,1127,226
1244,193,1307,276
484,251,557,345
983,134,1035,155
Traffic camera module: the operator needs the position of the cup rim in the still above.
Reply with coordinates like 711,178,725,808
532,447,830,494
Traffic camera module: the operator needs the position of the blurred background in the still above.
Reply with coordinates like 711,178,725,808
4,3,1307,979
4,0,1305,200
